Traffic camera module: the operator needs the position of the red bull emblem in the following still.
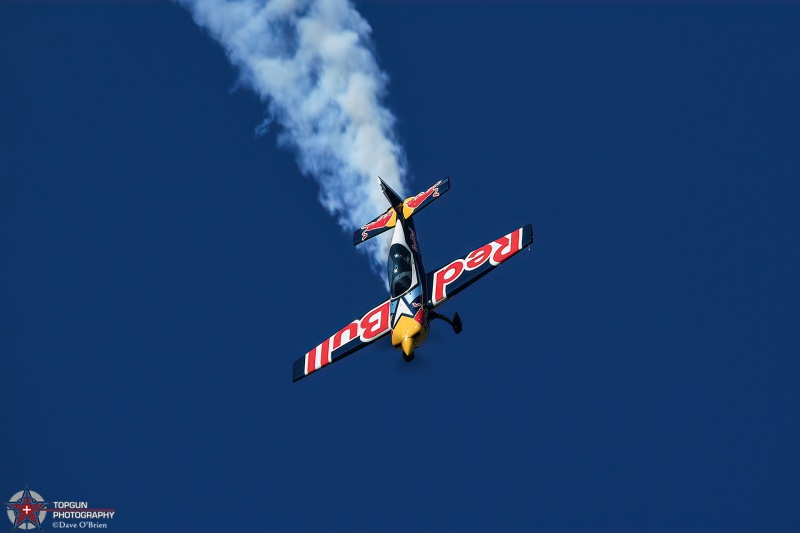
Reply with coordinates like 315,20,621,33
361,210,395,241
405,180,442,210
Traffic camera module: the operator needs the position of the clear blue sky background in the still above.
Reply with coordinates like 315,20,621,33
2,2,799,532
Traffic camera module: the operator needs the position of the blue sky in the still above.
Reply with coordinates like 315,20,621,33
2,2,799,532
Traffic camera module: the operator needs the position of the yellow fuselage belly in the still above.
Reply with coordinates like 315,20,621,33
391,315,428,356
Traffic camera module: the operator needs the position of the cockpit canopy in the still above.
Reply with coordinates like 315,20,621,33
388,243,414,298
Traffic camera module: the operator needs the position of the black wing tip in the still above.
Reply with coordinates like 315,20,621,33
292,359,306,382
523,223,534,247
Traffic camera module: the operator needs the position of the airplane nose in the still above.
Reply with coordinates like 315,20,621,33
401,337,414,357
391,315,423,359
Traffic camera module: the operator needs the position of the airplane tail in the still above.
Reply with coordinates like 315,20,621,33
353,177,450,246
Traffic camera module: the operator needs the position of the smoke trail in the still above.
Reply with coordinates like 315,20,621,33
176,0,407,276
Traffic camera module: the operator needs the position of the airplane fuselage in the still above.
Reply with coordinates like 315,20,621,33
387,216,429,360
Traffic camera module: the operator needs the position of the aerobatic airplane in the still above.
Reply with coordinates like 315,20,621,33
292,177,533,382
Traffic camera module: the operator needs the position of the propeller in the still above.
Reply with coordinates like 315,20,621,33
378,314,462,374
394,351,431,373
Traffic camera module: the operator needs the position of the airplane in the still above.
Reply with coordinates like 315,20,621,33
292,177,533,382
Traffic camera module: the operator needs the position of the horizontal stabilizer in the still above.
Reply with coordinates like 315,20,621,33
354,177,448,246
353,207,397,245
402,177,449,220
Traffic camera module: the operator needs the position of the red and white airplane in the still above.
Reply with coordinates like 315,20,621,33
292,177,533,382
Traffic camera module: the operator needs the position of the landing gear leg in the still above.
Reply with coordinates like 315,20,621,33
430,311,462,334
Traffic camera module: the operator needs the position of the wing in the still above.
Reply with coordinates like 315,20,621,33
292,300,392,382
426,224,533,309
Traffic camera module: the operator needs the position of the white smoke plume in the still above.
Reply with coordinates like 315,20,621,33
176,0,407,275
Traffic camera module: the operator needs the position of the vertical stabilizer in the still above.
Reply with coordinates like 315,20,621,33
379,177,404,212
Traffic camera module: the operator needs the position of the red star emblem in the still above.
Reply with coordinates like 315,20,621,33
4,485,49,531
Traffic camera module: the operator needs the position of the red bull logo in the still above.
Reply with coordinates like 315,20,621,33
405,180,442,210
361,209,396,241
